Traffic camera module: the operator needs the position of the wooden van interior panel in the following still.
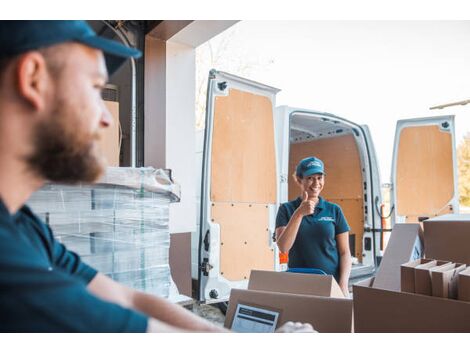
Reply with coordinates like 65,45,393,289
210,88,277,204
211,202,275,281
98,100,120,167
288,134,365,261
396,125,453,220
329,198,364,259
288,134,363,200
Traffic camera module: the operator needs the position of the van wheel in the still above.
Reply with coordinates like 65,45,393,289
214,301,228,315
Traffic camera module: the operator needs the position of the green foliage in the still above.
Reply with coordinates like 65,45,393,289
458,132,470,206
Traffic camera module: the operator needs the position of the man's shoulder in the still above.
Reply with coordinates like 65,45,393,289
18,205,48,227
13,205,54,243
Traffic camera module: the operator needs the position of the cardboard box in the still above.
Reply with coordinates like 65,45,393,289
373,224,423,291
432,263,466,299
353,277,470,332
458,267,470,302
400,258,434,293
248,270,344,298
225,271,352,333
414,260,450,296
423,214,470,264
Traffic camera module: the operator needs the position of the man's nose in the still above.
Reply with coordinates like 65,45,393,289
100,107,113,128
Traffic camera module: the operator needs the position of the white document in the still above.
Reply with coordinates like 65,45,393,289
231,304,280,333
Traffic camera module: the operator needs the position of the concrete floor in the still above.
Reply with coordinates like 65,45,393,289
186,302,226,326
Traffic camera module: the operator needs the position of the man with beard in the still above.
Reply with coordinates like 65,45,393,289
0,21,314,333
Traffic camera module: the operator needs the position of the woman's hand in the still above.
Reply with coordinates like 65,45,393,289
295,191,317,218
275,321,316,333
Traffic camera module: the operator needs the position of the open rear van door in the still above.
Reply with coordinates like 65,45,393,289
278,107,383,275
391,116,459,224
197,70,280,302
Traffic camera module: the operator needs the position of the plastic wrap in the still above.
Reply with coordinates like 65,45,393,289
27,167,180,298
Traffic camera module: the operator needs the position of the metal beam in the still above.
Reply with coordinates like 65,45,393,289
430,99,470,110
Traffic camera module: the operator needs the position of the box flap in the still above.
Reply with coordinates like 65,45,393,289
414,260,439,295
429,262,455,273
458,267,470,301
449,264,467,299
400,259,434,293
248,270,344,298
431,263,457,298
225,289,352,333
373,224,423,291
401,258,433,270
415,260,438,270
460,266,470,277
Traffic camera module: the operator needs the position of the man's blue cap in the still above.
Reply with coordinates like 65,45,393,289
296,156,325,178
0,21,142,74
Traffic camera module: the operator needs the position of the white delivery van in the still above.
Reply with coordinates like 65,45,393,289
195,70,459,303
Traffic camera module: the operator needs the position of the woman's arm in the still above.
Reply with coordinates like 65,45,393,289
275,211,303,253
276,192,315,253
336,232,352,297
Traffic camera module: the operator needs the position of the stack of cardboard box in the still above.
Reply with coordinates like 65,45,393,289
224,215,470,332
401,259,466,298
353,214,470,332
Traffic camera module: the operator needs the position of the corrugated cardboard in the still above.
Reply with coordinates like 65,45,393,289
225,270,352,332
423,214,470,264
400,258,434,293
373,224,423,291
431,263,466,299
98,100,120,167
248,270,344,298
414,260,447,296
458,266,470,302
353,277,470,332
225,289,352,333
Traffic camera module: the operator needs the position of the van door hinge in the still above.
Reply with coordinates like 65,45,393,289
200,258,213,276
280,174,288,183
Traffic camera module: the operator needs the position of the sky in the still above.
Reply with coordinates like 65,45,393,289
197,20,470,183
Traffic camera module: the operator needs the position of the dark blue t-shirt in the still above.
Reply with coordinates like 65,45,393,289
0,198,148,332
275,197,350,279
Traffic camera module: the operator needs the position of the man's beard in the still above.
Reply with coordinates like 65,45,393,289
26,104,105,184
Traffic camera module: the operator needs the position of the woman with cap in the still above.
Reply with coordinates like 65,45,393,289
275,157,352,297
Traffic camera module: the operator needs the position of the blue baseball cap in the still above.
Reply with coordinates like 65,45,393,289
296,157,325,178
0,21,141,74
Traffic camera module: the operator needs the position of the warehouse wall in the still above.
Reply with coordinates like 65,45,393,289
144,21,238,297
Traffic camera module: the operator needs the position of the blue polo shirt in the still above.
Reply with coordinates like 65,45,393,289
0,198,148,332
275,197,350,279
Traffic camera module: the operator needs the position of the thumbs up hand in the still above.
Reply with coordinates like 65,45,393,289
302,191,308,202
296,191,316,217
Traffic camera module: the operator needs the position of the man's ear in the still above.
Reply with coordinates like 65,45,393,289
16,51,49,111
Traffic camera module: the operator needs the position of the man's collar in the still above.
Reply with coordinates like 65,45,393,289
0,197,9,216
0,196,29,220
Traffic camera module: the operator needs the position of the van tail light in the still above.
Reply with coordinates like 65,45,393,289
279,252,289,264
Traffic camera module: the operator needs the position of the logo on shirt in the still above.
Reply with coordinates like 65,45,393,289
318,216,334,222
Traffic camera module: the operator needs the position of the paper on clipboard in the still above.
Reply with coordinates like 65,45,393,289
231,304,280,333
